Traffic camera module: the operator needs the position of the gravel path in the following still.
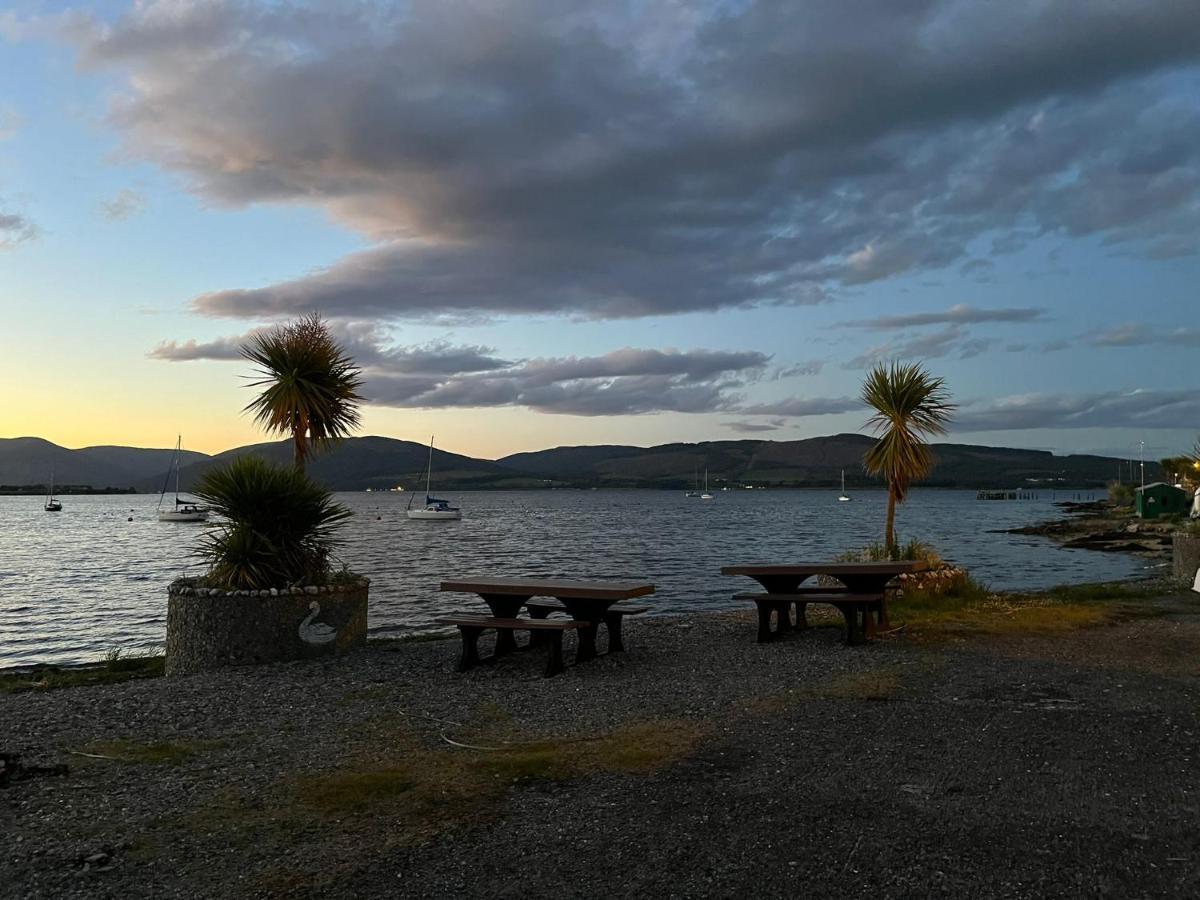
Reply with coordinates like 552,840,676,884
4,602,1200,899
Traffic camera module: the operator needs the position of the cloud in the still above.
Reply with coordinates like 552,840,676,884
954,389,1200,431
725,418,787,433
840,304,1046,329
843,325,994,369
1083,323,1200,347
150,326,768,416
98,188,146,221
774,360,825,379
740,396,862,417
0,209,38,248
42,0,1200,322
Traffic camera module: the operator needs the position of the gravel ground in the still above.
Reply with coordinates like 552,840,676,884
4,601,1200,899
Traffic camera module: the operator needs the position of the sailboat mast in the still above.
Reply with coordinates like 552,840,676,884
425,436,434,498
174,436,182,503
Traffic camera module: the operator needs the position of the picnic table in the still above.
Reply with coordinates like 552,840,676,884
721,561,929,644
439,577,655,666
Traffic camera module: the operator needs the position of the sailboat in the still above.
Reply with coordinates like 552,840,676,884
44,463,62,512
700,467,714,501
838,470,852,502
685,466,700,498
157,436,209,522
406,436,462,520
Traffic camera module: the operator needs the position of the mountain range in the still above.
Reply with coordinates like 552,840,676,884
0,434,1155,493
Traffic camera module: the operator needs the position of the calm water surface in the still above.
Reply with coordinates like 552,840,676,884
0,489,1145,667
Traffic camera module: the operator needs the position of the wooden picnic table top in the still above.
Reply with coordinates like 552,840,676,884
439,577,655,601
720,561,930,577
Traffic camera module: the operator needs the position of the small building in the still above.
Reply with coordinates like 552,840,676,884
1135,482,1190,519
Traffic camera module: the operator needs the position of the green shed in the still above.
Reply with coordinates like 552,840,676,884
1135,482,1189,519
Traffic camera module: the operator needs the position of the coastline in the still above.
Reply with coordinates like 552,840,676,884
1002,500,1177,560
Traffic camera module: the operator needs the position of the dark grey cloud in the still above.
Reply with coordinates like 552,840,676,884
98,188,146,221
1084,323,1200,348
725,418,788,433
740,396,862,418
47,0,1200,321
0,209,37,248
843,325,994,369
954,389,1200,431
774,360,825,379
840,304,1046,330
150,325,768,416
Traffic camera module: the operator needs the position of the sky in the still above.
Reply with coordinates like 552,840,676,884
1,0,1198,461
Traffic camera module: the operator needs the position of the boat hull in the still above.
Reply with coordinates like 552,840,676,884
159,510,210,523
407,508,462,520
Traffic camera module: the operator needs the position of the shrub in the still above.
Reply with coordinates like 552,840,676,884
193,455,352,590
836,538,943,564
1108,480,1134,507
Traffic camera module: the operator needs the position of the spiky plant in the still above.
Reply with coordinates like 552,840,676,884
242,313,364,472
193,455,352,590
861,361,955,555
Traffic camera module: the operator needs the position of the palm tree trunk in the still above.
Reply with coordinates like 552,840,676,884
293,426,307,473
885,482,898,556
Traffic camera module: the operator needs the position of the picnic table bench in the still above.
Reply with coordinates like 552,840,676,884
438,577,655,675
721,562,928,645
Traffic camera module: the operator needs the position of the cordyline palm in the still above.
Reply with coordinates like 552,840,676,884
861,362,955,556
242,314,364,472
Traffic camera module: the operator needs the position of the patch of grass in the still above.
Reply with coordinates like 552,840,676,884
0,651,164,694
892,578,1168,640
81,738,226,766
195,718,707,850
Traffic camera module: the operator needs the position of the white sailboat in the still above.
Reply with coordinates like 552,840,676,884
838,470,852,502
700,467,714,500
44,462,62,512
406,436,462,520
157,436,209,522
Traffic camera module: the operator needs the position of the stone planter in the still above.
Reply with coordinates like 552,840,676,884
1172,535,1200,585
166,578,369,676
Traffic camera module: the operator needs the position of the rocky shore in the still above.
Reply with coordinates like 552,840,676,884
1003,500,1178,558
4,593,1200,899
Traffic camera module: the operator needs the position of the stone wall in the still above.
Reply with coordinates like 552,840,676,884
166,578,369,676
1173,535,1200,585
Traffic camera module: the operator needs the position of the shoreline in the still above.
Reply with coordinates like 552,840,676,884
1002,500,1177,560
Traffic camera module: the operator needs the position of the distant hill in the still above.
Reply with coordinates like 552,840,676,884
0,437,207,491
142,436,540,493
496,433,1155,489
1,433,1155,492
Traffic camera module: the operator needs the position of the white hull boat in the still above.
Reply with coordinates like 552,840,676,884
407,436,462,521
158,436,209,523
838,470,852,502
700,467,714,500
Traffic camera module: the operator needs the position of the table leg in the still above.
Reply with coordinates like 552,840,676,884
479,594,529,656
793,601,809,630
557,598,609,663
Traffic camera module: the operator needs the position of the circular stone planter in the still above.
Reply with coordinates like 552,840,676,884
1173,535,1200,585
166,578,369,676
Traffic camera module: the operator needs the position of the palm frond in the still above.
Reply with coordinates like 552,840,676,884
241,313,364,468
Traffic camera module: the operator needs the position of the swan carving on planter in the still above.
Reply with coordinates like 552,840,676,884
299,600,339,645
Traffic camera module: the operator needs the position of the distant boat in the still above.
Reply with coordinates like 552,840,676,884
157,436,209,523
838,470,852,502
407,436,462,520
700,467,714,501
44,462,62,512
685,466,700,498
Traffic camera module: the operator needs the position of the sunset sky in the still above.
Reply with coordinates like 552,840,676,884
2,1,1198,460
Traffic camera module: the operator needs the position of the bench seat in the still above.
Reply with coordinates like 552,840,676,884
734,592,886,645
524,599,647,653
436,615,580,677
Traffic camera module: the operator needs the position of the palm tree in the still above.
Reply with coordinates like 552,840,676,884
242,314,364,472
861,361,955,556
